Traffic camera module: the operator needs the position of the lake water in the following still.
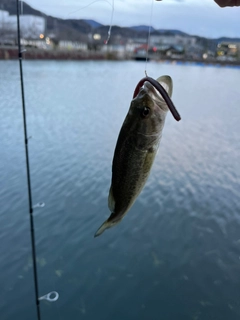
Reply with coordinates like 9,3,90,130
0,60,240,320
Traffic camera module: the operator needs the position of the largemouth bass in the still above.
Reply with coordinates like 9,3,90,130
94,75,177,237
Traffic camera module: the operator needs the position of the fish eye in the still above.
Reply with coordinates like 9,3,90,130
142,106,150,117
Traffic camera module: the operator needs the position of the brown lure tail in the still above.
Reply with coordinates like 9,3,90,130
133,76,181,121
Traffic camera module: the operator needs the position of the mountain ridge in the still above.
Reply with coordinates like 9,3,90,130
0,0,240,43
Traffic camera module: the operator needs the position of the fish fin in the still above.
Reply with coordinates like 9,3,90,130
94,219,111,237
108,186,115,212
156,75,173,98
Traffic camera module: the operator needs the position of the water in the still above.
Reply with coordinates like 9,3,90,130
0,60,240,320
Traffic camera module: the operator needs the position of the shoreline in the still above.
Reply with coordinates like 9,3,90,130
1,46,240,67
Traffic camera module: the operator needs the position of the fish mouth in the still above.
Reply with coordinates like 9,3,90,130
137,81,169,113
143,81,166,104
133,76,181,121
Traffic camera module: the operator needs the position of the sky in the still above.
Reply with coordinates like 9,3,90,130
24,0,240,38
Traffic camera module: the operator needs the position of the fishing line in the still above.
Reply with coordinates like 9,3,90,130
67,0,114,45
67,0,112,16
20,0,23,14
105,0,114,44
145,0,154,74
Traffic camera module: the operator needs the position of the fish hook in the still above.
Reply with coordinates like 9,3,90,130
133,77,181,121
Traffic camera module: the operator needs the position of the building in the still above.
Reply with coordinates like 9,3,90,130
217,41,240,60
0,10,45,41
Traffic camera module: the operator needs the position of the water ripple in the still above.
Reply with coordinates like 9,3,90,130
1,61,240,320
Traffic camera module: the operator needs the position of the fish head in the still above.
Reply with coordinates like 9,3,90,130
128,75,173,136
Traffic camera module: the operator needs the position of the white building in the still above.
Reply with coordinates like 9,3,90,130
149,34,197,47
0,10,45,39
58,41,88,51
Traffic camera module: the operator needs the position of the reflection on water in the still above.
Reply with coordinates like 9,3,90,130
0,60,240,320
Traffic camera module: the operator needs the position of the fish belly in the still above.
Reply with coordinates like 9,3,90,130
109,137,158,220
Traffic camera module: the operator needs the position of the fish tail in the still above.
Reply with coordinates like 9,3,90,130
94,219,111,237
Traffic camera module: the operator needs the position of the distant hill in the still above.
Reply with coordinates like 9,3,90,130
130,25,155,32
0,0,92,40
0,0,45,16
157,29,189,36
214,37,240,43
1,0,240,44
84,19,103,29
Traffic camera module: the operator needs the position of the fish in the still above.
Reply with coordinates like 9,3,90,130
94,75,174,237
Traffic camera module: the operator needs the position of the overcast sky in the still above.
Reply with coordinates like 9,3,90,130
24,0,240,38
